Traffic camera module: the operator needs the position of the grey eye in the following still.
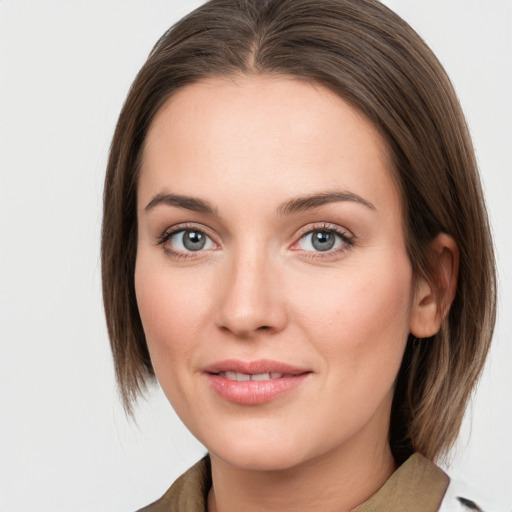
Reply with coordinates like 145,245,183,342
170,230,214,252
296,230,345,253
311,231,336,251
182,231,206,251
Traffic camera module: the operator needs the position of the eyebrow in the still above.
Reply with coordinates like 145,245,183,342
277,190,376,215
145,193,217,214
144,189,375,216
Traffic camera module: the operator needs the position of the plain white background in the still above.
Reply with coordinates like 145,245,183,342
0,1,511,511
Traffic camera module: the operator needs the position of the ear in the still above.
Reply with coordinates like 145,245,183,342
409,233,459,338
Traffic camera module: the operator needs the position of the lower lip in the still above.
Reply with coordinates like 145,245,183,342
206,374,309,405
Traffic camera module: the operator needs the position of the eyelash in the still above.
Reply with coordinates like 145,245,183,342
291,223,355,259
157,222,355,260
157,223,218,260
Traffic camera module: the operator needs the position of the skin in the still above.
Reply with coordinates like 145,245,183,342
135,75,456,512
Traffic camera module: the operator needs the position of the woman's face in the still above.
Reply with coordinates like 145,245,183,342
135,75,417,471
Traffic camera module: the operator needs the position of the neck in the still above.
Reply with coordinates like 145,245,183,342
207,437,396,512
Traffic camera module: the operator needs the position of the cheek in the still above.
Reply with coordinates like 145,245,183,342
134,256,217,426
292,252,413,373
134,255,210,372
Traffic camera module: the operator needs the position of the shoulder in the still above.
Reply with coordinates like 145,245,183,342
136,456,211,512
439,478,510,512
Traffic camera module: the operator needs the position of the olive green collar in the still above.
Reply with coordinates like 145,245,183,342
352,453,449,512
138,453,449,512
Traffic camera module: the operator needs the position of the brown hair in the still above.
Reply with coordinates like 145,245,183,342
102,0,496,462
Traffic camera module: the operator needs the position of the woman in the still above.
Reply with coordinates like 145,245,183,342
101,0,497,510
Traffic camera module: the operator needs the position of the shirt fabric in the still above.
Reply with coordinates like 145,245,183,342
137,453,493,512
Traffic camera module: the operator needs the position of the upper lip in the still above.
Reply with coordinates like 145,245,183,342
203,359,310,375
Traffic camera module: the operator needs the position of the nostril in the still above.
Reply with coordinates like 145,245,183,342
218,323,275,338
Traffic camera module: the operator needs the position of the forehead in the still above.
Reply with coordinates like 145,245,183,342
139,75,400,215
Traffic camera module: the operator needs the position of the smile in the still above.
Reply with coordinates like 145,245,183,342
203,359,311,405
218,371,292,381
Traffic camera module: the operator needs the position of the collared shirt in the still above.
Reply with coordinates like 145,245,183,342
137,453,491,512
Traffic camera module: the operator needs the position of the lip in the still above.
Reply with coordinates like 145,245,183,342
203,359,311,405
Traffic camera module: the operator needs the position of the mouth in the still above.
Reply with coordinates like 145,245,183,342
203,359,311,405
216,371,295,381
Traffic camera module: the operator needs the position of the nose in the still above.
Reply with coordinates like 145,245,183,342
215,251,288,338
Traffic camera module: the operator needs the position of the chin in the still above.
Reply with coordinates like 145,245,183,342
212,447,306,472
204,429,314,472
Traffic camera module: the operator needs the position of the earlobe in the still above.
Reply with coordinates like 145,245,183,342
409,233,459,338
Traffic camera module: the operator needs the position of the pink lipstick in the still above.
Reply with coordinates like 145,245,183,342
203,359,311,405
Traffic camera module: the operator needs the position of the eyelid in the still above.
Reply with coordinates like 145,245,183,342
156,221,354,259
157,222,221,258
293,222,353,239
290,222,355,255
157,222,219,243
